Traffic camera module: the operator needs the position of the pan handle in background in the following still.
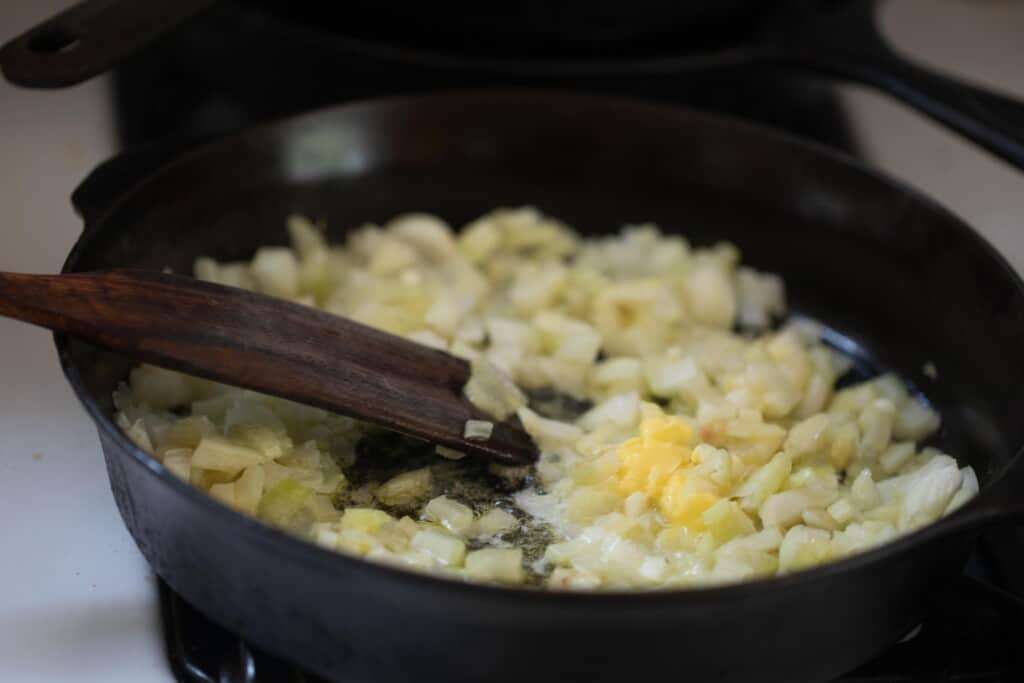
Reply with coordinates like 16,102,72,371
0,0,217,88
4,0,1024,174
770,0,1024,172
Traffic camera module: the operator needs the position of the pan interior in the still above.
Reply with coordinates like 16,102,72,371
64,93,1024,493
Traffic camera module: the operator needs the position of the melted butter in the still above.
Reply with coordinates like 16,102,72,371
616,415,718,531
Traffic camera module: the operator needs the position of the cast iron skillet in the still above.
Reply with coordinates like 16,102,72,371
58,91,1024,682
3,1,1024,170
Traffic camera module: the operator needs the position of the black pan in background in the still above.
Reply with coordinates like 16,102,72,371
58,91,1024,683
4,0,1024,170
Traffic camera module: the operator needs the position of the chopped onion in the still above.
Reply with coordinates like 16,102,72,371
112,207,975,591
463,420,494,441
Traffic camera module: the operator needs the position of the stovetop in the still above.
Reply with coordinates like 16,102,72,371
97,3,1024,682
6,1,1024,682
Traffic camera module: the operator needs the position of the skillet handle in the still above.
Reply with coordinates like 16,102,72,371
773,1,1024,172
0,0,217,88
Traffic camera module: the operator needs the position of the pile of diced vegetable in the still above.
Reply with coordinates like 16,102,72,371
114,208,977,589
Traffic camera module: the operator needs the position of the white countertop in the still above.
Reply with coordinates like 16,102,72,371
0,2,169,681
0,1,1021,682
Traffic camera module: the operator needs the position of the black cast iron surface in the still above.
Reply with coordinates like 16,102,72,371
58,92,1024,683
159,554,1024,683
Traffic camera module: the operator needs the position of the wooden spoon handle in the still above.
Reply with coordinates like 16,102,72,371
0,269,537,465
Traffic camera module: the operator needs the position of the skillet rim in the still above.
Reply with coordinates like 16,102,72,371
55,87,1024,605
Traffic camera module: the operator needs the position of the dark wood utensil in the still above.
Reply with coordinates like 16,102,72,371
0,269,538,465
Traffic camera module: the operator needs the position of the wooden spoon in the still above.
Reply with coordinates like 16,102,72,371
0,269,538,465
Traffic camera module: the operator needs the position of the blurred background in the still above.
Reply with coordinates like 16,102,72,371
0,1,1022,681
